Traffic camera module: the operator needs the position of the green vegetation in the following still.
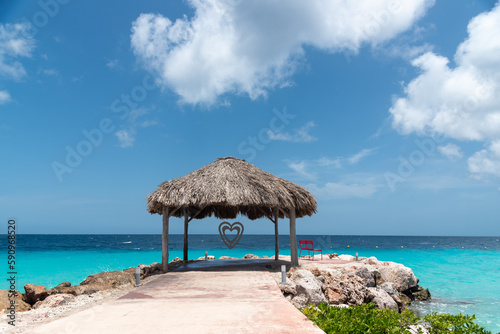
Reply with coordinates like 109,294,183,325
301,303,495,334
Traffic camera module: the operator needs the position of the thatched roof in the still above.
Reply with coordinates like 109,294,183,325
147,157,317,220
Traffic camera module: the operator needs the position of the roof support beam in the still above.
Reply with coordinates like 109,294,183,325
183,207,189,262
289,208,299,267
162,207,170,272
274,208,279,261
187,205,207,223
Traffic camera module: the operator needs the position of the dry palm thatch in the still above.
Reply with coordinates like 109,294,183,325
147,157,317,220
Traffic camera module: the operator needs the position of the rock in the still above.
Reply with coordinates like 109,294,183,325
338,255,354,261
378,262,418,292
365,256,380,265
328,253,338,259
379,282,398,297
403,285,431,301
279,282,297,295
219,256,238,259
290,269,327,308
373,270,385,286
323,273,368,306
399,293,412,307
290,294,309,309
55,282,71,289
170,257,183,263
242,254,260,259
24,284,48,305
33,294,76,309
80,270,135,291
367,286,398,311
48,285,98,297
354,267,375,287
0,290,31,313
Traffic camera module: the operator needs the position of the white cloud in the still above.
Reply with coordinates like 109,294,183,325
268,121,317,143
438,143,463,161
390,3,500,181
0,90,11,104
131,0,434,105
0,23,35,80
317,156,342,168
468,140,500,179
347,148,377,164
307,181,379,199
115,129,135,148
316,148,378,168
287,160,316,180
106,59,121,70
37,68,59,76
115,107,158,147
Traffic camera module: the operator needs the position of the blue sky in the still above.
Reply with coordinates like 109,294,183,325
1,0,499,236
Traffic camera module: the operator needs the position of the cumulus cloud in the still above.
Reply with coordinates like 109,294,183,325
438,143,463,161
0,90,11,104
0,23,35,80
390,3,500,181
268,121,317,143
468,141,500,179
131,0,434,105
115,129,135,148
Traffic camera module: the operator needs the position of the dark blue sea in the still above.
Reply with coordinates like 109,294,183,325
2,234,499,331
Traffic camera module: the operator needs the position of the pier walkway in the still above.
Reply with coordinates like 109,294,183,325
30,259,325,334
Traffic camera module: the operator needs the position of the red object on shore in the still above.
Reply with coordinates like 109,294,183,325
298,240,323,261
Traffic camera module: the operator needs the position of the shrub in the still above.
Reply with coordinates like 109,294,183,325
301,303,494,334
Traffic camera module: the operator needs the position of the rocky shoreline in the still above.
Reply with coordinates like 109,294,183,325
0,254,430,331
272,254,430,313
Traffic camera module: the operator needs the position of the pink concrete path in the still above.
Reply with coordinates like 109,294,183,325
30,260,325,334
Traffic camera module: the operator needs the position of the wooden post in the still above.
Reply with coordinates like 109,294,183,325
289,208,299,267
183,207,189,262
162,207,169,272
274,209,279,261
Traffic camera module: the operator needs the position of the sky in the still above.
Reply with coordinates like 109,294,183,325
1,0,499,236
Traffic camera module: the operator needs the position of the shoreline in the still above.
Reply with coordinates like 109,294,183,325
1,253,431,332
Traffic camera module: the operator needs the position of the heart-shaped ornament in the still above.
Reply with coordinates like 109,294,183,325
218,222,244,249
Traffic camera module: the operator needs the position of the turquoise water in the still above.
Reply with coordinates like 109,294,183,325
3,235,499,332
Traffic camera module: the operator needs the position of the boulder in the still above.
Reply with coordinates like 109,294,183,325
24,284,48,305
290,269,327,308
364,256,380,265
338,255,354,261
242,254,260,259
399,293,412,307
323,273,368,306
219,256,238,259
403,285,431,301
54,282,71,289
279,281,297,295
33,294,76,309
368,286,398,311
379,282,398,297
48,285,98,297
170,257,183,264
378,262,418,292
79,270,135,291
379,282,404,311
354,267,375,287
0,290,31,313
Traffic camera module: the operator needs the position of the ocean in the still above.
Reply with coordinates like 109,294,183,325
2,234,499,332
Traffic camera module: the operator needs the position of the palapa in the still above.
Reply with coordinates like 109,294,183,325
147,157,317,270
